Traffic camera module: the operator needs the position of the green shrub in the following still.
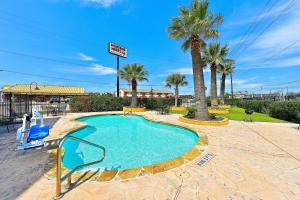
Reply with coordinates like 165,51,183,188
185,107,196,118
70,95,92,112
225,99,300,122
268,101,300,122
91,93,130,112
70,93,176,112
139,98,175,110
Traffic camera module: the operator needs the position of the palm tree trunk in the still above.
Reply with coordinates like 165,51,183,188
230,71,234,99
175,86,179,107
131,79,138,107
191,36,209,120
220,73,226,105
210,63,218,108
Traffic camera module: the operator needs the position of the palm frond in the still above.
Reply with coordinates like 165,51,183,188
165,73,189,88
168,0,223,51
120,64,148,83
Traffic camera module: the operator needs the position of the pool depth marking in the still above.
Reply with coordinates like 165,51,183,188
197,153,215,167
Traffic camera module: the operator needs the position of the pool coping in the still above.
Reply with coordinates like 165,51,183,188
179,116,230,126
44,112,208,182
123,107,146,112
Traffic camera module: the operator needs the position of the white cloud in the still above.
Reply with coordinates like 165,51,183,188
237,55,300,71
217,77,263,90
254,9,300,52
81,0,121,8
231,2,300,71
167,67,210,75
56,63,116,75
78,52,95,61
89,64,116,75
227,0,291,27
229,1,300,55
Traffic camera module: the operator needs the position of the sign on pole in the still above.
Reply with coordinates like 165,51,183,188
108,42,127,97
109,42,127,58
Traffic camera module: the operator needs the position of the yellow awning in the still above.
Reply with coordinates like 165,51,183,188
2,84,88,96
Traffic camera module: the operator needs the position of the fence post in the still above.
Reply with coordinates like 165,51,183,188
9,93,12,118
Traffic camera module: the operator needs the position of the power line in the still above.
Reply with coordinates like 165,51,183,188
0,68,112,85
234,37,300,77
231,0,277,55
0,49,98,68
0,10,96,49
1,67,300,93
0,67,178,88
259,39,300,63
0,9,191,67
235,0,299,59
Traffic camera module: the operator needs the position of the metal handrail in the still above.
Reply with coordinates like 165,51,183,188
55,135,105,199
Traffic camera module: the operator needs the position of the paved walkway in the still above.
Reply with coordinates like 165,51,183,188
13,112,300,199
0,118,60,200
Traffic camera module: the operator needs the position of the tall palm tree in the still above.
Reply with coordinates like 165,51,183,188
227,59,236,99
218,59,234,104
165,73,188,107
168,0,223,120
203,43,228,108
120,64,148,108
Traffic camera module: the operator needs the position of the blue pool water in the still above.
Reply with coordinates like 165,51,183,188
62,115,198,171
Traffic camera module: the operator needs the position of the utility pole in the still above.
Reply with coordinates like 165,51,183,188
117,56,120,97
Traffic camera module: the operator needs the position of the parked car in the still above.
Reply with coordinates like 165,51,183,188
64,96,73,103
49,96,61,103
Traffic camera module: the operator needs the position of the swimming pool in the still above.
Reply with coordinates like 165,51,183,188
62,115,198,171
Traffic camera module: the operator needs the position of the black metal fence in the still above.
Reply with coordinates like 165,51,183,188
0,100,69,120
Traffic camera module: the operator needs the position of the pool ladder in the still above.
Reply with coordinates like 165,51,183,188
55,135,106,199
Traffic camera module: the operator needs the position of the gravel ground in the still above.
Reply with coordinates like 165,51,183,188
0,118,60,200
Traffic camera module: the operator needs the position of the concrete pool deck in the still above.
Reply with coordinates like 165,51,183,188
13,112,300,199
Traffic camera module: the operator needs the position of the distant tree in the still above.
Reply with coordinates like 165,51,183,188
218,58,235,104
227,59,236,99
165,73,188,107
120,64,148,108
203,43,228,107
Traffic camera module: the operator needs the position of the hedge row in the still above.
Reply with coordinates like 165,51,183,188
225,99,300,122
70,93,177,112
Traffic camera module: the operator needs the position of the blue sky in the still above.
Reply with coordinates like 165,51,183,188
0,0,300,95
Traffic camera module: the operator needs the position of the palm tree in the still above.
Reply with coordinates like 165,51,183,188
218,59,234,104
165,73,188,107
227,59,236,99
120,64,148,108
203,43,228,108
168,0,223,120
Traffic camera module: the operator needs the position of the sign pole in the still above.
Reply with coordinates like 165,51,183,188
117,55,120,97
108,42,127,97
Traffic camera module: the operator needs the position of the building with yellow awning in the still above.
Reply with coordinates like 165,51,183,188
1,84,88,96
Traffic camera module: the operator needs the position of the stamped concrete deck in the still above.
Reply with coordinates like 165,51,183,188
17,112,300,200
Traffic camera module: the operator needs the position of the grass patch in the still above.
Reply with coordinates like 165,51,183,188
170,106,287,123
219,107,287,123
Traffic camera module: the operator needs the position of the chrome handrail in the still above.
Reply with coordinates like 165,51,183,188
55,135,105,199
